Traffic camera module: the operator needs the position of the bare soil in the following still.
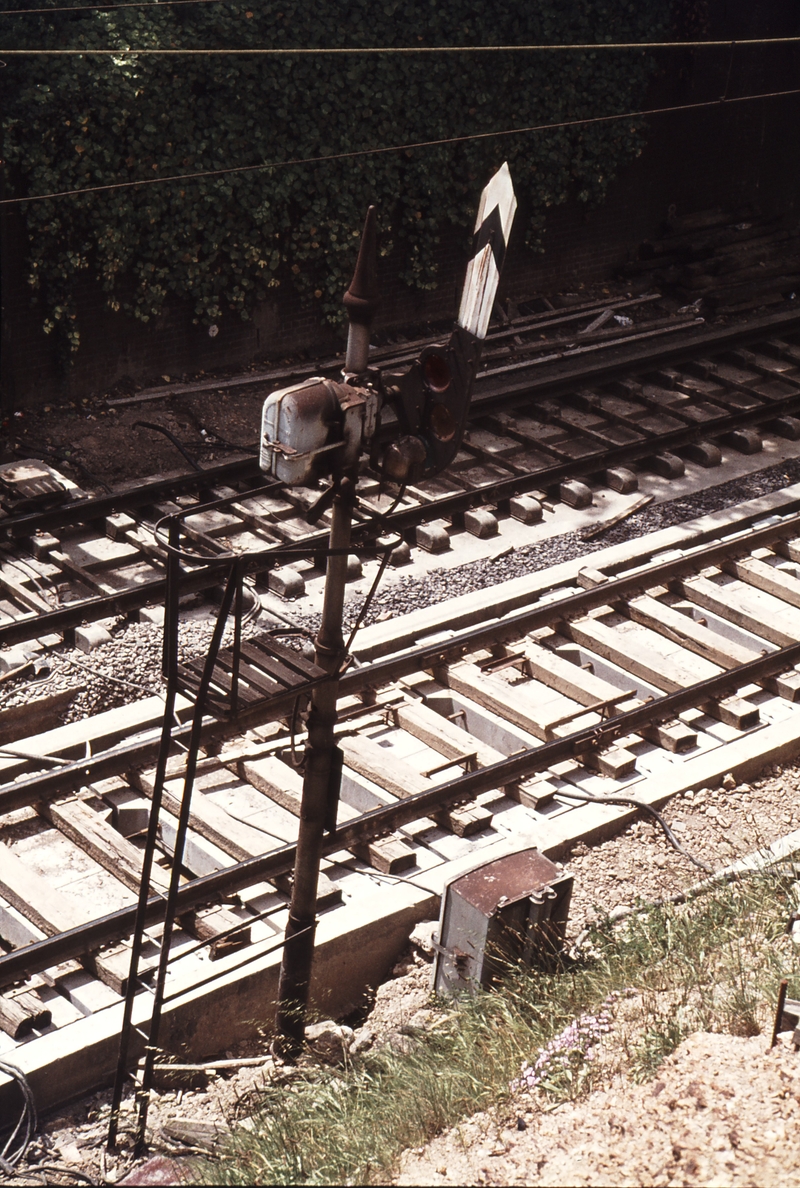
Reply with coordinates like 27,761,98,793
396,1031,800,1187
3,386,265,491
1,280,724,492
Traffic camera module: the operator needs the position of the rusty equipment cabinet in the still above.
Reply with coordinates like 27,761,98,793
433,848,573,997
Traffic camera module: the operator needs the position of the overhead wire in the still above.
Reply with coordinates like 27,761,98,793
3,84,800,208
2,0,224,13
2,36,800,52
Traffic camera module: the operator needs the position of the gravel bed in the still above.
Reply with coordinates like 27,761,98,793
0,611,273,724
3,452,797,724
278,453,800,644
564,763,800,936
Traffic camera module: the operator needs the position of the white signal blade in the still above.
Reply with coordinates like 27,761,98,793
457,243,499,341
472,160,517,243
457,162,517,340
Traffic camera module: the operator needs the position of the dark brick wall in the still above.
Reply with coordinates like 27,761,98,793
3,45,799,408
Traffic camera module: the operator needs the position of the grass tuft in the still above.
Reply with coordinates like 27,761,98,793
201,870,800,1186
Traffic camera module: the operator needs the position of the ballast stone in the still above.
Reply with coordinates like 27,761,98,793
350,1026,376,1055
305,1020,354,1065
409,919,438,956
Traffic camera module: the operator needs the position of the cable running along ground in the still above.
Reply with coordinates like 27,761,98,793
3,85,799,208
0,1058,37,1174
554,788,713,874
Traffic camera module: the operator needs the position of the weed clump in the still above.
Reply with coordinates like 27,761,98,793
202,871,800,1185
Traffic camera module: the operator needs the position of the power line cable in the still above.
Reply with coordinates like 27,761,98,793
2,84,800,208
2,35,800,52
1,0,222,12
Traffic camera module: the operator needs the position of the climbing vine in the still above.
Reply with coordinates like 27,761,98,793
1,1,670,356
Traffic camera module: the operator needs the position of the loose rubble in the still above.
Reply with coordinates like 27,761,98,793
397,1032,800,1187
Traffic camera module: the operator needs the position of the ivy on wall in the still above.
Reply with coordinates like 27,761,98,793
1,1,670,357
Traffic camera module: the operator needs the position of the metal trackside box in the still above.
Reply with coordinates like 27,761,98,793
260,376,378,486
433,848,572,998
260,377,338,486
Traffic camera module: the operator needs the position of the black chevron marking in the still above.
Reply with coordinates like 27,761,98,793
471,203,506,273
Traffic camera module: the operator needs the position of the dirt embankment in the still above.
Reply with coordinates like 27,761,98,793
397,1031,800,1187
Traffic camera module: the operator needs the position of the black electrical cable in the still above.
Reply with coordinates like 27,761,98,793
0,1058,37,1174
553,788,713,874
325,853,450,898
4,554,57,604
152,492,403,564
287,694,304,770
9,442,111,493
134,420,202,471
161,890,293,967
60,650,160,695
24,1167,100,1186
0,670,55,708
159,922,314,1005
338,485,407,673
3,84,800,208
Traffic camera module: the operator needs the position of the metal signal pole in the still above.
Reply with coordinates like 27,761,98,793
273,210,378,1057
270,166,516,1055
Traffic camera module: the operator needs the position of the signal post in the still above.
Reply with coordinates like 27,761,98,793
262,167,517,1055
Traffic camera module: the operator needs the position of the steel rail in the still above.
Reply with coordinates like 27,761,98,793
0,455,262,541
13,355,799,655
470,304,800,412
375,382,800,535
4,626,800,989
2,335,800,653
3,498,800,819
3,306,799,547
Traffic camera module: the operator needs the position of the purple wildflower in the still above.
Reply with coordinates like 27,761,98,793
510,995,619,1095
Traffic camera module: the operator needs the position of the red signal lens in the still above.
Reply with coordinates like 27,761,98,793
423,352,451,393
429,403,457,441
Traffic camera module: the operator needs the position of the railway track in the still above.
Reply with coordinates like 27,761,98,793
0,306,799,656
6,480,800,1110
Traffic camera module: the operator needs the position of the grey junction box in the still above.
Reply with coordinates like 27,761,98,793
433,848,573,998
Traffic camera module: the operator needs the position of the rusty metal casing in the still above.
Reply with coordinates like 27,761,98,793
260,376,380,486
432,848,573,998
